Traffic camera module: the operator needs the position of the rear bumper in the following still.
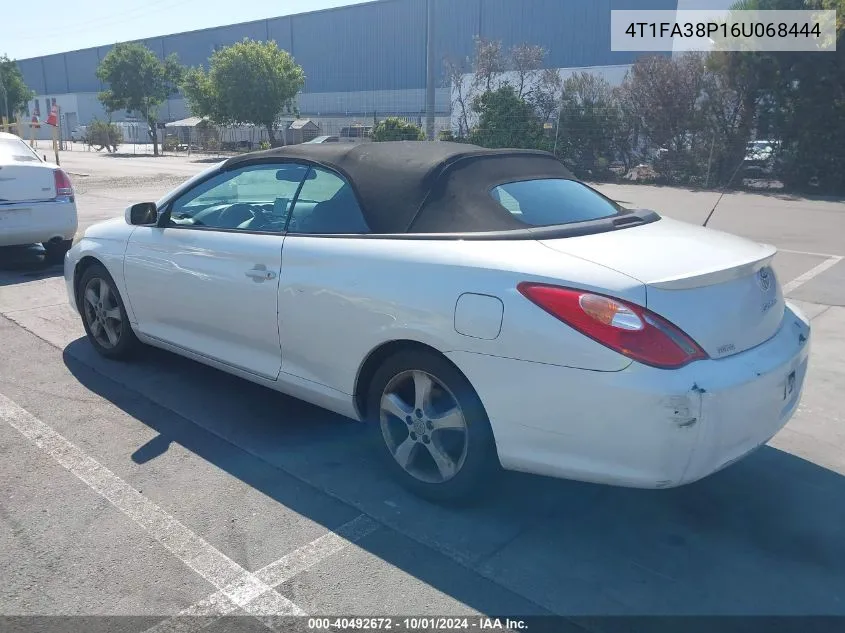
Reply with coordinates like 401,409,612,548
446,302,811,488
0,199,78,247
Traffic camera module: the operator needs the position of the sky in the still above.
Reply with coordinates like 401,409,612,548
2,0,372,60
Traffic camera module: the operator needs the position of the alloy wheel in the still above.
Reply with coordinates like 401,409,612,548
379,370,469,484
82,277,123,349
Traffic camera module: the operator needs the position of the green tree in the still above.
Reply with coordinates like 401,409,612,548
182,39,304,146
700,50,768,186
618,53,713,185
0,55,35,121
529,68,563,124
767,0,844,193
372,117,425,141
443,37,507,138
469,86,545,149
96,43,183,157
714,0,845,192
509,43,546,99
555,73,625,178
619,54,708,156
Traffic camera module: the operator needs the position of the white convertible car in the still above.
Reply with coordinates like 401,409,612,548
65,142,811,501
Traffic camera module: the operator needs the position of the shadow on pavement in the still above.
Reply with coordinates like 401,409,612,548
0,245,64,286
62,338,845,621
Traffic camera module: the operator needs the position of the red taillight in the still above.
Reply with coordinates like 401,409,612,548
54,169,74,198
517,283,708,369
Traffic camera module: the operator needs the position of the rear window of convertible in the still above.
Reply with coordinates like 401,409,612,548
490,179,621,227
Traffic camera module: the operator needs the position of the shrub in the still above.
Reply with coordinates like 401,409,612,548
86,120,123,153
372,117,425,142
468,86,544,149
162,136,179,152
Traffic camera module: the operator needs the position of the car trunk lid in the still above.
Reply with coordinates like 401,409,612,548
538,216,784,359
0,163,57,203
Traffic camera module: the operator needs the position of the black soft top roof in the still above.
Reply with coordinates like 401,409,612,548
222,141,579,234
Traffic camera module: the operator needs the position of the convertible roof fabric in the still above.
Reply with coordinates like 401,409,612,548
223,141,577,234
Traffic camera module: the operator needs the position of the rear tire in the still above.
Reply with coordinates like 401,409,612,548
366,349,500,503
77,263,139,359
43,239,72,265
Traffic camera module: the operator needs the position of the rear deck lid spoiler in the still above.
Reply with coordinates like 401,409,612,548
645,246,776,290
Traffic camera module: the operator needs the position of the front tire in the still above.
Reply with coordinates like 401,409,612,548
77,263,138,359
43,239,72,265
366,350,500,503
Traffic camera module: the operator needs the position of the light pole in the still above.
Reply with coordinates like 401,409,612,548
424,0,435,140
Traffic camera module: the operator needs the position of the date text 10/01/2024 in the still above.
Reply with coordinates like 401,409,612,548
625,21,822,39
307,617,528,630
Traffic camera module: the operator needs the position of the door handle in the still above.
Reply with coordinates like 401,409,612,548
245,266,277,281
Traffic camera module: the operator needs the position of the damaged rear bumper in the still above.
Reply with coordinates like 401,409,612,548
677,303,810,486
445,302,811,488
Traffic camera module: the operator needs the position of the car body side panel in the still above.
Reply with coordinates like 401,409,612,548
132,332,361,421
277,235,645,397
123,228,285,380
64,218,136,320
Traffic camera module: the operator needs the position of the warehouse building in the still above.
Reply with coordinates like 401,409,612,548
15,0,678,141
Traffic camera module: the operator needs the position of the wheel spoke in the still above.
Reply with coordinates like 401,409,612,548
84,288,98,309
102,320,119,346
429,406,465,432
99,279,112,308
412,371,434,415
425,440,457,480
105,307,121,321
90,319,102,336
392,435,417,469
381,393,412,421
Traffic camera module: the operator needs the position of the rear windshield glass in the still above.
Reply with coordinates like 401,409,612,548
490,178,621,226
0,138,40,162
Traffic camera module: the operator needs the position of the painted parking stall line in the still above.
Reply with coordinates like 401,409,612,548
778,248,844,259
782,255,843,294
146,515,381,633
0,392,379,629
0,392,299,616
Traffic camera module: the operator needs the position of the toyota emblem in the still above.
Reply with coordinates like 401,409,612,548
757,267,772,292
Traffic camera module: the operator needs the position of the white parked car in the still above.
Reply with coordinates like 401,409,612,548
70,125,88,142
0,132,78,263
64,142,811,502
303,135,340,144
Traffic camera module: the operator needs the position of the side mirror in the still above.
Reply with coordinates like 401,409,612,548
126,202,159,226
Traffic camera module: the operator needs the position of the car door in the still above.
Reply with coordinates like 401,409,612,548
277,165,374,391
123,161,309,380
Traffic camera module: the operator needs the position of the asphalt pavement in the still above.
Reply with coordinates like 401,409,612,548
1,148,844,632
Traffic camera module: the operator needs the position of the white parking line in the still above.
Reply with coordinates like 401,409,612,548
782,256,843,294
147,515,381,633
0,392,379,628
779,248,844,259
